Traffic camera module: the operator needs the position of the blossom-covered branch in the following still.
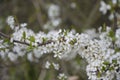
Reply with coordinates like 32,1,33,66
0,31,30,46
0,31,54,47
0,16,120,80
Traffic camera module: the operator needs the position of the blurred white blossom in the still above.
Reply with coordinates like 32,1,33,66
8,52,18,62
48,4,60,19
6,16,15,29
52,62,59,70
99,1,111,14
70,2,76,9
112,0,117,4
44,4,61,30
58,73,67,80
45,61,51,69
109,13,114,20
27,52,34,62
20,23,27,27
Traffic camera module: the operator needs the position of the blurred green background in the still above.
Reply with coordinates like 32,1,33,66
0,0,112,32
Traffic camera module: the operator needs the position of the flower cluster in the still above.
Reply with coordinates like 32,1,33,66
58,73,67,80
44,4,61,30
99,1,111,15
0,16,120,80
45,61,59,70
99,0,120,21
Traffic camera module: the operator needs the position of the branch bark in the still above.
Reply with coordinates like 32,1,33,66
0,31,53,46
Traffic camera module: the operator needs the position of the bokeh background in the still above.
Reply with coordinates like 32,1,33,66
0,0,112,32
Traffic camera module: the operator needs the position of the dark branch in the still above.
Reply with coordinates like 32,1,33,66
0,31,31,46
0,31,54,46
13,40,30,46
37,40,54,46
0,31,10,39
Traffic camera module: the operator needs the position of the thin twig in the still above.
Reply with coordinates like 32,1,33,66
13,40,30,46
0,31,54,46
0,32,10,39
113,12,117,32
37,40,54,46
0,31,30,46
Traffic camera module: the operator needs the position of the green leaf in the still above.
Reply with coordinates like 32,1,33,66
112,59,117,64
102,23,106,32
27,42,34,51
97,71,101,78
3,38,10,43
64,30,69,36
42,37,47,43
115,48,120,52
29,36,35,42
108,30,116,41
103,61,110,65
102,66,106,71
109,66,114,71
22,31,26,40
0,48,5,51
69,38,77,45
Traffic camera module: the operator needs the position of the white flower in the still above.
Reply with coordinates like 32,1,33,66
8,52,18,61
52,62,59,70
45,4,61,30
48,4,60,19
33,48,43,58
112,0,117,4
115,28,120,48
0,51,6,59
53,52,62,59
6,16,15,29
45,61,51,69
70,2,76,9
99,1,111,14
43,18,61,30
109,13,114,20
84,29,98,39
58,73,67,80
116,71,120,80
43,21,54,30
13,45,25,56
20,23,27,27
27,52,34,62
51,18,61,27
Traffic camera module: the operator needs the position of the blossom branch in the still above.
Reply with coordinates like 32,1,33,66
0,31,54,46
37,40,54,46
0,31,30,46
